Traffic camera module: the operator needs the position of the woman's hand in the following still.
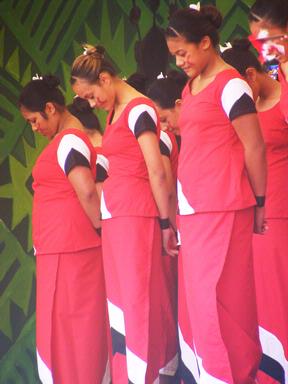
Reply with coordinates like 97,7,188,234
161,227,178,257
254,206,267,234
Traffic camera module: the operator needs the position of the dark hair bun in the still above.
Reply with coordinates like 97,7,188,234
95,45,105,56
72,96,93,112
82,44,105,58
42,75,60,89
200,5,222,30
232,38,251,51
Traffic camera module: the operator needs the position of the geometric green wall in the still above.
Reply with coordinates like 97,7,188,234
0,0,253,382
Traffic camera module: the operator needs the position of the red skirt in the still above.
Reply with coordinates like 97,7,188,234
178,208,261,383
101,216,178,383
36,247,109,384
178,247,200,383
253,218,288,384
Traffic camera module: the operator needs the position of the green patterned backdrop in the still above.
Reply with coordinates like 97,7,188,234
0,0,253,382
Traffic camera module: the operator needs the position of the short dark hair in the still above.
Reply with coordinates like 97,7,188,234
146,70,187,109
19,75,65,112
126,72,149,95
165,5,222,47
67,97,101,131
221,39,263,76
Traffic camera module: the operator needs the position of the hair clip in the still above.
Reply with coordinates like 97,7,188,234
32,73,43,80
249,11,262,22
219,42,232,53
157,72,167,79
189,2,200,11
168,26,181,37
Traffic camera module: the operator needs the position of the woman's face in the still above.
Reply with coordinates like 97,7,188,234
249,19,288,62
155,103,180,135
166,36,209,79
72,77,115,112
20,106,58,139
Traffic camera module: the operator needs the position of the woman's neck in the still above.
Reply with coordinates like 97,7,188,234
258,73,281,100
257,73,281,111
191,54,231,95
198,53,229,80
57,110,83,133
114,79,142,109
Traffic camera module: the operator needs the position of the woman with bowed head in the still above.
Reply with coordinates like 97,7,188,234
165,5,267,383
223,38,288,384
127,70,181,348
18,75,109,383
147,71,198,384
71,45,178,383
146,70,187,138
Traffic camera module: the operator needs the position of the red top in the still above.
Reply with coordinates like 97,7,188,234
159,130,178,182
258,71,288,218
32,128,101,254
100,97,160,219
178,69,256,214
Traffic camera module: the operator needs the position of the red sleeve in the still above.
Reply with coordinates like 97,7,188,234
181,82,191,99
278,69,288,123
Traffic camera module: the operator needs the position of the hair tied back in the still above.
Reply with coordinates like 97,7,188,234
232,38,251,51
32,73,43,80
82,44,105,60
157,72,167,79
42,75,61,89
219,42,232,53
189,2,200,11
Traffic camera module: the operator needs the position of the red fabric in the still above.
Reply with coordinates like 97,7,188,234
36,247,108,383
257,370,280,384
101,216,178,383
178,250,192,345
101,98,160,218
279,69,288,122
178,247,199,381
257,102,288,218
178,69,255,213
179,208,261,383
253,75,288,382
32,128,100,254
164,130,179,182
253,219,288,362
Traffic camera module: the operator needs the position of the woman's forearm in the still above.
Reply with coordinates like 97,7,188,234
244,143,267,197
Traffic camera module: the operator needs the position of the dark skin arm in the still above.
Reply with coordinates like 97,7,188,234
138,131,178,257
232,113,267,234
68,166,101,229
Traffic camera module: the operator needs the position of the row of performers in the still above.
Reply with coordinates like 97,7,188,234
18,2,288,383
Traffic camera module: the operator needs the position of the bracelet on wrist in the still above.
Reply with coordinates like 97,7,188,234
159,217,170,230
255,195,265,208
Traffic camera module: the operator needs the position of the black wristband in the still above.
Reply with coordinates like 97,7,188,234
159,217,170,230
255,195,265,207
